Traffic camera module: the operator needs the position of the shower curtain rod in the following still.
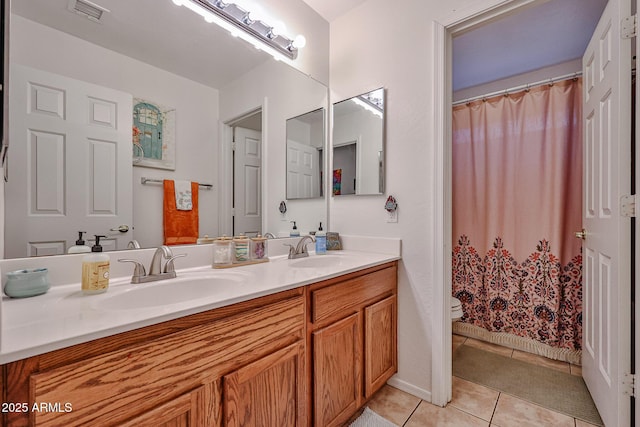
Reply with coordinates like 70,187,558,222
452,72,582,106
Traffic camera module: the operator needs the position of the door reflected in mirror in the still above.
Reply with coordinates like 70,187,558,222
332,88,385,196
286,108,325,200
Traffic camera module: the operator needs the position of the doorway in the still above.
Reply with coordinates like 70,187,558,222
226,110,262,237
432,1,636,425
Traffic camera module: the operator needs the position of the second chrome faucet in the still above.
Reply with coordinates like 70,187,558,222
119,245,186,284
286,235,316,259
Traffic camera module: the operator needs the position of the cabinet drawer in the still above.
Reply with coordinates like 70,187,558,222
311,265,396,325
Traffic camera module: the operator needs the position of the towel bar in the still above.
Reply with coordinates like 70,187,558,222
141,177,213,190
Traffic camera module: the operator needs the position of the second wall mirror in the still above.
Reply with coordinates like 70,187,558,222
332,88,385,196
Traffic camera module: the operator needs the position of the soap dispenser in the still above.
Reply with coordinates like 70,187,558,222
290,221,300,237
68,231,91,254
315,222,327,255
81,235,110,295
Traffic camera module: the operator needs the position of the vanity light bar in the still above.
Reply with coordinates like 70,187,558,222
352,97,383,118
351,88,384,118
174,0,302,60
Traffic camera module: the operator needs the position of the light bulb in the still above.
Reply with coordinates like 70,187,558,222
271,21,286,37
292,35,306,49
248,11,264,23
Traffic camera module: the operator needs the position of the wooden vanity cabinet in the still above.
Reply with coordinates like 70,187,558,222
2,288,306,427
1,261,397,427
308,262,398,427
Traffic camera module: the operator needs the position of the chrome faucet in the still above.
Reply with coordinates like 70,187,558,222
119,245,186,284
127,239,141,249
263,232,276,239
286,235,315,259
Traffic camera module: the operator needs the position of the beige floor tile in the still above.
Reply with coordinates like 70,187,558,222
491,393,574,427
570,364,583,376
367,385,421,426
511,350,571,373
405,401,489,427
453,334,467,353
463,338,514,357
450,377,499,421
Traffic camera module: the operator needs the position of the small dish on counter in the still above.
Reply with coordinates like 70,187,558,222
4,268,50,298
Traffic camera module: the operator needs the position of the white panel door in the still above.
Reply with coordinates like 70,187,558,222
7,65,133,257
581,0,632,425
233,127,261,236
287,139,320,199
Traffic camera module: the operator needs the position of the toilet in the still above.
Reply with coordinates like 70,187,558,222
451,296,463,322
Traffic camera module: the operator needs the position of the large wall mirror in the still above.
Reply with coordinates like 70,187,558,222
332,88,385,196
4,0,328,258
286,108,325,199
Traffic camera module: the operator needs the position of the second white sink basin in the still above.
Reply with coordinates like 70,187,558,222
289,255,346,269
94,271,251,310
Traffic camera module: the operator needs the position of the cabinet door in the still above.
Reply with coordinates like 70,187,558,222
313,312,362,427
119,385,208,427
364,295,397,398
224,341,306,427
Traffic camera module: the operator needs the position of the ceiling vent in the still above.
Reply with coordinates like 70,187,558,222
67,0,110,23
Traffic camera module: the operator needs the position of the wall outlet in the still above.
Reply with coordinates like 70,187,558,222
386,210,398,223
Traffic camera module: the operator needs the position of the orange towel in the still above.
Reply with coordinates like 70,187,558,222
163,180,199,245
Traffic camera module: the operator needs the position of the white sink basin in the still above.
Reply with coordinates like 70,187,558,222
289,255,346,269
95,271,251,310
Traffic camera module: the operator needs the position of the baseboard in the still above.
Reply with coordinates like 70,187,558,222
386,376,433,403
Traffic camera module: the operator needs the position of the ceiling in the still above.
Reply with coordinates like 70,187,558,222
14,0,608,92
452,0,608,91
302,0,607,92
12,0,274,89
300,0,367,22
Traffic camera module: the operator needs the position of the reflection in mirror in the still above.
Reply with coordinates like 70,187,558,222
4,0,328,258
286,108,325,200
332,88,385,196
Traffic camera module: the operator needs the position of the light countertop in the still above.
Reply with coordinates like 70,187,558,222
0,236,401,364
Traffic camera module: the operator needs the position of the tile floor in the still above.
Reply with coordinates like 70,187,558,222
359,335,598,427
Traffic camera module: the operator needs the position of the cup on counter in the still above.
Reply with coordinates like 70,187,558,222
212,236,234,267
250,236,268,261
4,268,51,298
233,236,250,263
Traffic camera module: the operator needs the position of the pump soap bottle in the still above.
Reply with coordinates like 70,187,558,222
315,222,327,255
82,235,110,295
290,221,300,237
68,231,91,254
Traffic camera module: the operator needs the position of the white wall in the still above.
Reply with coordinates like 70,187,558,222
329,0,510,401
250,0,330,85
10,16,220,248
219,60,328,237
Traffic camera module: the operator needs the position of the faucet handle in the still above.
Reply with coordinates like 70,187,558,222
118,259,147,279
283,243,296,257
164,253,187,273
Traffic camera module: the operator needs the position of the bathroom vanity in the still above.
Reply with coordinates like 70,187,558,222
0,241,399,427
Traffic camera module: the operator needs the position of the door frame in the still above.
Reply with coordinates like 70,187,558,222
430,0,607,406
